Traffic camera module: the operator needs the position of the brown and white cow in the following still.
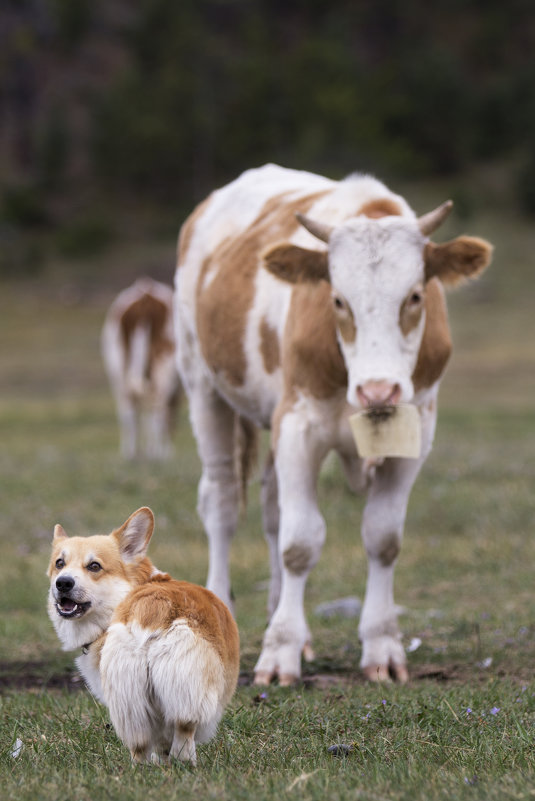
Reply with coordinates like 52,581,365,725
102,277,182,460
174,164,492,685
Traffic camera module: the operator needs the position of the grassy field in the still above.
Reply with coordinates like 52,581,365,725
1,181,535,800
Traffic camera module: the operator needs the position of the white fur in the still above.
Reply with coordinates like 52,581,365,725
98,619,225,764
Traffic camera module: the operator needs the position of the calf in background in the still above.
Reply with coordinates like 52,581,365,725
102,277,182,460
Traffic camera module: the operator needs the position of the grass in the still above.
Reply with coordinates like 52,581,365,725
1,182,535,800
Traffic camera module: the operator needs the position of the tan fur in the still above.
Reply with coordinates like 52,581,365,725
259,317,281,373
262,242,329,284
120,294,174,369
358,198,403,218
412,278,452,392
195,191,329,386
47,508,239,765
282,281,348,401
424,236,493,286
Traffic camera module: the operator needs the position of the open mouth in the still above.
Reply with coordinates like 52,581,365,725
56,598,91,618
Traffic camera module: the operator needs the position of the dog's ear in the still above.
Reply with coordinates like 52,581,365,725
114,507,154,562
53,524,68,543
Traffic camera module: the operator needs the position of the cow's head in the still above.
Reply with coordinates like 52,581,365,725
263,202,493,409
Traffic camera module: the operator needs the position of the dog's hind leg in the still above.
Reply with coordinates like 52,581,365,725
170,722,197,765
100,623,154,762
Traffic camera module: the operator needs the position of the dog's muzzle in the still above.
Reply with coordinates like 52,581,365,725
54,575,91,618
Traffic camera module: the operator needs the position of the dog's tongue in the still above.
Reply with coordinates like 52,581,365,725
60,598,76,612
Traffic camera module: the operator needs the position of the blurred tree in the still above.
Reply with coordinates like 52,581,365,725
2,0,535,229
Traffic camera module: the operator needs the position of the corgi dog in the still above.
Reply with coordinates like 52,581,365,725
47,507,239,765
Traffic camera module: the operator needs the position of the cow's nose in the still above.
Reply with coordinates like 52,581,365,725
357,381,401,408
56,575,75,593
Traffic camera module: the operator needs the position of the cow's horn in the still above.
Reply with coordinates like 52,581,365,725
295,212,333,243
417,200,453,236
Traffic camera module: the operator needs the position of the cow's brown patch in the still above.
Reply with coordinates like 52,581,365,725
196,190,329,387
424,236,493,287
358,199,402,219
259,317,280,373
120,294,174,376
262,243,329,284
283,281,348,401
412,278,452,392
378,535,400,566
283,543,313,575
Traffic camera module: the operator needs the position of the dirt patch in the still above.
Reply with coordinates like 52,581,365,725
3,661,532,693
0,661,83,692
238,659,533,689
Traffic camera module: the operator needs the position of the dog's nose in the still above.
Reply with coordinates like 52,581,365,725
56,575,75,593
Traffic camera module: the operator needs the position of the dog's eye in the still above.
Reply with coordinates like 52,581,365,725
87,561,102,573
55,558,65,570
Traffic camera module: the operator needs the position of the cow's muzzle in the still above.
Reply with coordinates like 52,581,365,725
357,381,401,408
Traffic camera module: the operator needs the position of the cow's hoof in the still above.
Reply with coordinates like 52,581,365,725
253,670,274,686
278,673,299,687
362,664,392,682
302,642,315,662
391,662,409,684
362,662,409,683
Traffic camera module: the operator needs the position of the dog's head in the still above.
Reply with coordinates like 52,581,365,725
47,507,154,651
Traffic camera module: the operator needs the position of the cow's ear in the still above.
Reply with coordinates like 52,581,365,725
424,236,493,287
262,243,330,284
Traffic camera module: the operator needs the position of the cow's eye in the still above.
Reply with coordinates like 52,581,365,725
333,295,345,310
55,558,65,570
409,290,423,306
87,561,102,573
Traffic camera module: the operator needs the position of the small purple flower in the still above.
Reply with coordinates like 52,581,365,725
466,707,472,715
490,707,500,716
382,699,386,705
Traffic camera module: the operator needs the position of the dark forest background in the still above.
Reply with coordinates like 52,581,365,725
2,0,535,272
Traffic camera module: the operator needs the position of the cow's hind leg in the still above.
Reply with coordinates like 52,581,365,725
143,400,171,459
188,386,241,610
115,392,138,460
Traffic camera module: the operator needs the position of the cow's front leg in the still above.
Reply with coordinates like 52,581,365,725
260,451,281,618
359,400,437,682
254,412,327,686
